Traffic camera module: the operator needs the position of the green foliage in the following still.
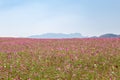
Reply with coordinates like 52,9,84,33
0,52,120,80
0,38,120,79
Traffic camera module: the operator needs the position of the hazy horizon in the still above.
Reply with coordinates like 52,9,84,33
0,0,120,37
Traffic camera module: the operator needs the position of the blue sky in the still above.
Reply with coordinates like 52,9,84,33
0,0,120,37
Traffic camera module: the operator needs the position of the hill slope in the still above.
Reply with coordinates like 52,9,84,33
99,33,120,38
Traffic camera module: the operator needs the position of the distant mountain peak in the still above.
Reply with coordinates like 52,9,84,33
99,33,119,38
29,33,83,38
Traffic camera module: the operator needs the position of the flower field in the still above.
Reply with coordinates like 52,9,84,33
0,38,120,80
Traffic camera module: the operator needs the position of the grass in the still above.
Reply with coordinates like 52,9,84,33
0,38,120,80
0,52,120,80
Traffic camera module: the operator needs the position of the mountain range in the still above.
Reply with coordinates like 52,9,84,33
29,33,120,38
99,34,120,38
29,33,84,38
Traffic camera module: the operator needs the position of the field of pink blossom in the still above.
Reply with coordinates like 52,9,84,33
0,38,120,80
